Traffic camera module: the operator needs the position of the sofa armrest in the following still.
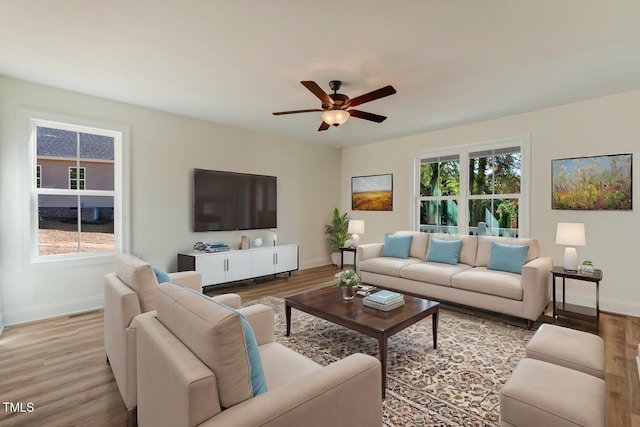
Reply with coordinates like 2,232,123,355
237,304,275,346
210,293,242,309
168,271,202,292
357,243,384,263
521,256,553,321
201,353,382,427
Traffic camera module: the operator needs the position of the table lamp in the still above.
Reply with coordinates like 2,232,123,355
346,220,365,247
555,222,585,271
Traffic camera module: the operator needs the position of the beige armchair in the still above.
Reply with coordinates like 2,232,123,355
136,282,382,427
103,254,239,426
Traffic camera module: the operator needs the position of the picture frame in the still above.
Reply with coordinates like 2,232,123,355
551,153,632,210
351,174,393,211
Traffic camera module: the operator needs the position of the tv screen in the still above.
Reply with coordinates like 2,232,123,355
193,169,277,232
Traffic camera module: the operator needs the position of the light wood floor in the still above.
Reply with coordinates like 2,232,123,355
0,264,638,426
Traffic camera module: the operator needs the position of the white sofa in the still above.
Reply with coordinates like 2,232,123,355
357,232,552,328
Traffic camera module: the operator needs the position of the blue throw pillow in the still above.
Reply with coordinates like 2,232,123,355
180,286,268,396
153,266,171,284
425,237,462,265
487,241,529,274
381,234,413,259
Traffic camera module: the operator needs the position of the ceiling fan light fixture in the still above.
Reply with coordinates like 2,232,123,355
321,109,350,126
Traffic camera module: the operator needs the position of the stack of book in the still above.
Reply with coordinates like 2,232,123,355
362,290,405,311
205,242,230,252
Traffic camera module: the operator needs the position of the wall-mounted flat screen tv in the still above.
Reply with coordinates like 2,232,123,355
193,169,277,232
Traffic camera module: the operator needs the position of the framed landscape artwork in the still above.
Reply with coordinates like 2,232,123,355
352,174,393,211
552,153,632,210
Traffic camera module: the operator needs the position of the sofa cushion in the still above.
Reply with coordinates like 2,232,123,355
156,282,259,408
400,262,472,287
393,231,429,260
381,234,413,259
115,254,158,312
476,236,539,267
487,242,529,274
429,234,478,266
359,257,422,277
452,267,523,300
425,237,462,265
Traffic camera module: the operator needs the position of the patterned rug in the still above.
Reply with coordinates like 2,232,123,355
251,296,535,426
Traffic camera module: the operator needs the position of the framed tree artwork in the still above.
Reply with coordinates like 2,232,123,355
352,174,393,211
552,153,632,210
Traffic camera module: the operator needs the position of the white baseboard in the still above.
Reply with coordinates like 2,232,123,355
3,295,104,327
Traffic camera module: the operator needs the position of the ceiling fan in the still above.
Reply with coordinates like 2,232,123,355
272,80,397,131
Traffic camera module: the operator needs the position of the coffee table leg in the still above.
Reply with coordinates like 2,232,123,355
285,303,292,336
378,336,387,399
432,308,438,349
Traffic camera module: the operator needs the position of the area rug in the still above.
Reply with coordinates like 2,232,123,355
250,296,535,426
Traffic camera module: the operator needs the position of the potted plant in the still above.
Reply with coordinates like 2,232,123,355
334,269,361,300
324,208,349,266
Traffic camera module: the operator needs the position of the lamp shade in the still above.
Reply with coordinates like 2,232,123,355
347,220,365,234
555,222,586,246
321,110,350,126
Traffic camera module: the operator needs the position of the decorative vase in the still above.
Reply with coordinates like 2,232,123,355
342,286,356,301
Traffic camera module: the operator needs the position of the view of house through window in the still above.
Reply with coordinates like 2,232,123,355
416,138,527,237
35,125,116,256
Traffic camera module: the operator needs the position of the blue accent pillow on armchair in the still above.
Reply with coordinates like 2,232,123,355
487,241,529,274
425,237,462,265
381,234,413,259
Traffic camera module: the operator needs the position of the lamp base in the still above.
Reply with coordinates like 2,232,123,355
346,234,360,248
563,247,578,271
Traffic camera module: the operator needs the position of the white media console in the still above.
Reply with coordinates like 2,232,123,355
177,244,299,287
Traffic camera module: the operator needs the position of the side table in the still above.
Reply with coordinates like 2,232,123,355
338,246,357,271
551,266,603,331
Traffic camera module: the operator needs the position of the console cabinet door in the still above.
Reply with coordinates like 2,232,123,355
251,249,276,277
274,245,299,274
224,250,252,282
196,253,227,286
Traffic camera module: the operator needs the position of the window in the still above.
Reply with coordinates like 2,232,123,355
69,166,86,190
21,110,129,266
415,136,529,237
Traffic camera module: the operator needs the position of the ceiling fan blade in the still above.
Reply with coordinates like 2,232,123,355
318,121,330,131
272,109,323,115
348,85,396,108
348,109,387,123
301,81,334,106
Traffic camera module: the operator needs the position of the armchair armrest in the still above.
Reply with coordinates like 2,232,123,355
211,293,242,309
168,271,202,292
521,256,553,321
237,304,275,346
201,353,382,427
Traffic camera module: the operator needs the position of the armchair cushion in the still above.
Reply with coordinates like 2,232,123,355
156,282,266,408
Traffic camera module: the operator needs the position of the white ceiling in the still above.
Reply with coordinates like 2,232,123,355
2,1,640,147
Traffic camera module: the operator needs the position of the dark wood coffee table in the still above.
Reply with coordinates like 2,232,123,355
285,286,439,398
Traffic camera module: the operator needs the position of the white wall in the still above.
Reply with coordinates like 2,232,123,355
0,76,341,326
342,89,640,316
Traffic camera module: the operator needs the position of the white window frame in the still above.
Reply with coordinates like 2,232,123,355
19,109,130,270
412,135,531,237
69,166,86,190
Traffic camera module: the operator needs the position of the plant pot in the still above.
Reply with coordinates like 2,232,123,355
331,252,341,266
342,286,356,301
